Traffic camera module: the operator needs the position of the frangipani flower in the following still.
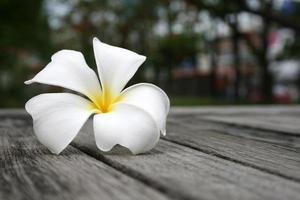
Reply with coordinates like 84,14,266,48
25,38,169,155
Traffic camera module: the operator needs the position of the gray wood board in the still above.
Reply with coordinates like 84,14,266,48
200,115,300,135
0,117,169,200
170,106,300,115
168,115,300,148
166,119,300,182
73,120,300,200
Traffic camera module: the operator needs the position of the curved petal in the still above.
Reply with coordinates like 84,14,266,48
119,83,170,135
93,104,159,154
93,38,146,97
25,50,102,104
25,93,97,154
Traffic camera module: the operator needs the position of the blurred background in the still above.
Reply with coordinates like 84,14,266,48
1,0,300,107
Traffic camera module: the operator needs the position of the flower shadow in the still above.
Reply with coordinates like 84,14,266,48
101,144,163,156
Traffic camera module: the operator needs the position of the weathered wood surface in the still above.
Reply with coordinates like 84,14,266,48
0,116,169,200
170,105,300,115
166,119,300,181
1,106,300,200
169,115,300,148
171,106,300,135
201,115,300,135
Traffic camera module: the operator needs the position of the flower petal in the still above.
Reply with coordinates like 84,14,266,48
93,38,146,96
25,93,96,154
119,83,170,135
25,50,102,104
93,104,159,154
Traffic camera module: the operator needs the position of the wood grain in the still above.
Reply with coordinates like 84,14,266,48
201,115,300,135
73,120,300,200
170,105,300,115
2,108,300,200
0,117,169,200
166,119,300,182
168,115,300,148
170,106,300,135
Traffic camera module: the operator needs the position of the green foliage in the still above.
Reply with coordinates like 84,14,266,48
0,0,51,107
0,0,50,54
157,33,200,64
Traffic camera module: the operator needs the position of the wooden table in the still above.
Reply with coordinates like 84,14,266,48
1,106,300,200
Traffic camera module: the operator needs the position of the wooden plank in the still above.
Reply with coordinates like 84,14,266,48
166,119,300,182
0,109,27,117
170,106,300,136
201,115,300,135
168,115,300,148
170,106,300,115
73,120,300,200
0,116,169,200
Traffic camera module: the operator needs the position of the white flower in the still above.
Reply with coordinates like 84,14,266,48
25,38,170,155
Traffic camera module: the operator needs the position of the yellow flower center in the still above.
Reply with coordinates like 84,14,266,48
90,86,123,113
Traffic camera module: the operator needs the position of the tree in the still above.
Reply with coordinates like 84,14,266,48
185,0,285,102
